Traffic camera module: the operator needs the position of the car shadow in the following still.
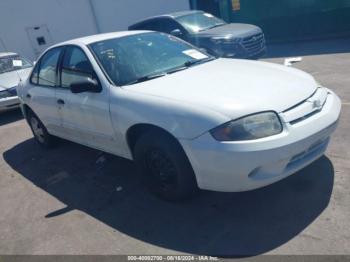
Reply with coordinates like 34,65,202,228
0,109,23,126
3,139,334,257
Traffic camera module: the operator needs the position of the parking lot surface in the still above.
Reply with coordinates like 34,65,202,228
0,38,350,256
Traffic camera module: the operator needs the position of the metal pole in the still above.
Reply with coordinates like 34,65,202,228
88,0,102,33
0,38,7,52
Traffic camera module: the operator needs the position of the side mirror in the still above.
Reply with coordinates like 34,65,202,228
170,29,183,37
70,77,101,94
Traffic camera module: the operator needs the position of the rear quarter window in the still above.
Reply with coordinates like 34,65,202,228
31,47,62,87
30,63,39,84
130,19,164,32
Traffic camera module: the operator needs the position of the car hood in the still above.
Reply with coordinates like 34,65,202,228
196,23,262,38
0,67,32,90
126,59,318,120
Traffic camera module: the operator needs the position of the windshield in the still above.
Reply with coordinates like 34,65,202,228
176,12,226,33
89,32,214,86
0,55,32,74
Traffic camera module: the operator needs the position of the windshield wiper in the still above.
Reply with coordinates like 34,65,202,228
0,69,16,74
166,57,216,74
203,23,226,31
123,72,167,86
183,57,215,67
166,66,188,74
164,57,215,75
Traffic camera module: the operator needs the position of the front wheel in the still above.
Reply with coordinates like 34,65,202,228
27,112,55,148
134,130,198,201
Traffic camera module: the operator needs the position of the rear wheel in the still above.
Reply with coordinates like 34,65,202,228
27,111,55,148
134,130,198,201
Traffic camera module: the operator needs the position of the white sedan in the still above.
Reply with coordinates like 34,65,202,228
17,31,341,200
0,52,33,112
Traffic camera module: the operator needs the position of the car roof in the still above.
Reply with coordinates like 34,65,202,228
0,52,18,58
129,10,204,28
52,30,150,47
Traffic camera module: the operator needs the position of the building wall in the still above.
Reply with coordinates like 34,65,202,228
0,0,190,61
191,0,350,42
228,0,350,42
0,0,98,60
90,0,190,32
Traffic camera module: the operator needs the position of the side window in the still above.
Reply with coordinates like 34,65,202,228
61,47,95,88
148,19,165,32
38,48,61,87
163,19,182,34
137,19,164,32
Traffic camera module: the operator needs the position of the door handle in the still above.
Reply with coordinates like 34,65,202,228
57,99,65,105
26,93,31,99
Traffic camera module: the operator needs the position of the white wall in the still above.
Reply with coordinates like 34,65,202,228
0,0,190,61
0,0,98,60
90,0,190,32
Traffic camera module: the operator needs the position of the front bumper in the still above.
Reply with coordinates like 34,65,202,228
180,91,341,192
0,96,20,112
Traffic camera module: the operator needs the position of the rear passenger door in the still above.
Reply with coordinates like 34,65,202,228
55,45,118,152
27,47,63,135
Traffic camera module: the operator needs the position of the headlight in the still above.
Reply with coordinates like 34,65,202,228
7,86,18,96
211,37,241,44
0,90,11,99
0,87,17,99
210,112,283,141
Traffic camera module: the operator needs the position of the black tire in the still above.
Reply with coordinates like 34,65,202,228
27,111,55,148
134,130,198,201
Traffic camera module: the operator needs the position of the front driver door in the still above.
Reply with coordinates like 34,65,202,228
55,45,119,153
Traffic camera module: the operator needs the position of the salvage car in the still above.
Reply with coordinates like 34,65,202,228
0,52,32,112
129,10,266,59
17,31,341,200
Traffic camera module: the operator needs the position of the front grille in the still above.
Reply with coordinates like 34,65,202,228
281,88,329,124
288,96,328,125
289,109,321,125
241,33,265,53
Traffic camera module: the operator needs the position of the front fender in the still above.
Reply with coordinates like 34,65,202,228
110,87,230,140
